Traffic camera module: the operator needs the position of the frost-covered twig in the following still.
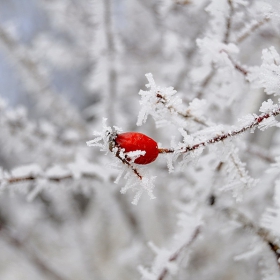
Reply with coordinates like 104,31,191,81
222,207,280,267
223,0,234,44
236,16,270,44
155,92,209,127
0,161,105,189
113,148,143,180
221,50,248,76
138,73,211,130
159,105,280,154
156,227,200,280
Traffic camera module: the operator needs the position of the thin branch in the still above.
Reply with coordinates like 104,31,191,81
158,106,280,154
197,0,234,99
104,0,117,126
227,56,248,76
156,93,210,127
222,207,280,266
236,16,270,44
114,148,143,180
0,171,99,186
222,50,248,76
157,227,201,280
224,0,234,44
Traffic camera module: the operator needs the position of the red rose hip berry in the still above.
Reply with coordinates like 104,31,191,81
115,132,159,164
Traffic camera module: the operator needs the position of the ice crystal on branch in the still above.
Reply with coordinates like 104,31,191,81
220,144,258,201
137,73,208,130
137,73,182,128
86,118,122,154
247,47,280,96
196,37,239,67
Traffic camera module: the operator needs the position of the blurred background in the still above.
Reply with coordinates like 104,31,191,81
0,0,280,279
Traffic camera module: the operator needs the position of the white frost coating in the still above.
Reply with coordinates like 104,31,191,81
247,47,280,96
87,118,114,153
258,116,278,131
138,246,178,280
87,120,157,205
11,164,42,178
126,150,146,162
238,114,256,127
218,143,258,201
46,165,71,179
140,204,201,280
196,37,239,66
233,0,248,6
120,170,157,205
261,180,280,237
205,0,229,17
259,99,279,113
27,178,47,202
137,73,182,127
187,98,207,116
68,156,110,181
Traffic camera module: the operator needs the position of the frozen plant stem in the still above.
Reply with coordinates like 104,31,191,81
221,50,248,76
222,207,280,267
158,107,280,154
114,148,143,180
237,16,270,44
156,93,209,127
0,172,99,186
224,0,234,44
104,0,117,126
157,227,201,280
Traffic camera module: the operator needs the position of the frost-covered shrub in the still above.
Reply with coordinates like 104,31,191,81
1,1,280,280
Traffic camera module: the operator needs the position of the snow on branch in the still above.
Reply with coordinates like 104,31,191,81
137,73,210,130
0,159,108,201
222,206,280,269
159,100,280,155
